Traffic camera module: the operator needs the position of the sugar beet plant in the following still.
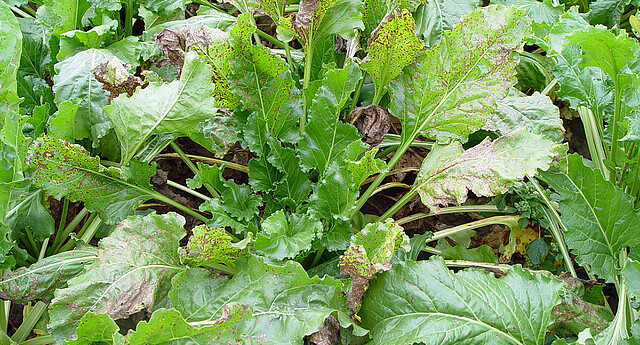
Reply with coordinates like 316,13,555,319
2,0,640,343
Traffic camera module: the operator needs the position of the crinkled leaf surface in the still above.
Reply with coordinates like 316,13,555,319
414,0,479,47
348,148,386,187
389,5,531,143
586,0,631,27
0,245,97,304
485,91,564,143
48,212,187,342
415,129,558,210
52,49,113,144
339,219,409,311
104,51,219,165
541,154,640,282
27,137,157,224
267,140,312,208
254,210,321,260
359,8,424,93
359,256,564,345
67,312,124,345
126,306,250,344
298,63,363,175
165,256,363,343
179,225,250,268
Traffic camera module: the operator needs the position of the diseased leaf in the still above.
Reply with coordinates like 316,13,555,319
491,0,562,43
104,51,220,165
339,219,409,311
359,8,424,94
348,148,386,187
485,91,565,143
0,246,97,304
541,154,640,282
48,212,187,342
415,129,558,210
389,5,531,143
298,62,363,175
92,57,145,101
254,210,321,260
26,136,157,224
359,256,564,345
166,256,364,342
414,0,479,47
67,312,124,345
281,0,364,48
126,306,250,344
179,225,251,268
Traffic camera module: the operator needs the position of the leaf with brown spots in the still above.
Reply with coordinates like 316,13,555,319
414,129,558,211
48,212,187,342
359,8,424,103
179,225,251,268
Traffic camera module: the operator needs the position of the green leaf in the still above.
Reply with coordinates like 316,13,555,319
415,129,558,210
298,62,363,175
280,0,364,49
0,245,97,304
52,49,113,144
26,136,157,224
389,5,531,143
359,256,564,345
348,148,387,187
6,188,55,242
219,179,263,222
339,219,409,311
141,0,191,17
414,0,479,47
0,0,23,164
587,0,631,27
490,0,563,42
540,154,640,282
57,18,119,61
35,0,90,37
199,198,249,233
359,8,424,97
18,18,51,79
440,244,500,263
166,256,363,342
178,225,251,268
142,10,237,40
48,212,187,342
126,306,250,344
17,75,55,116
228,14,301,140
104,51,219,165
48,100,81,142
485,91,565,143
267,140,312,208
254,210,321,260
67,312,124,345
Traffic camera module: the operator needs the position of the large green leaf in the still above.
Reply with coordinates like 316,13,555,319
104,51,219,165
587,0,631,27
0,245,97,304
389,5,531,143
414,0,479,47
359,8,424,96
540,154,640,282
35,0,89,37
254,210,321,260
26,136,157,224
415,129,558,210
48,212,187,341
298,62,363,175
359,256,564,345
52,49,113,144
162,256,363,343
18,17,51,80
485,91,564,143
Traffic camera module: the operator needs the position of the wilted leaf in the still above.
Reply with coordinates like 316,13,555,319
415,129,558,210
348,105,392,146
541,154,640,282
179,225,251,268
92,57,144,101
48,212,187,341
485,91,564,143
359,256,564,344
339,219,409,311
0,245,97,304
26,136,157,224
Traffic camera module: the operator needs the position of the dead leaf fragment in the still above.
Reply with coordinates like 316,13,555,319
155,27,215,74
92,57,144,101
307,315,340,345
348,105,391,146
